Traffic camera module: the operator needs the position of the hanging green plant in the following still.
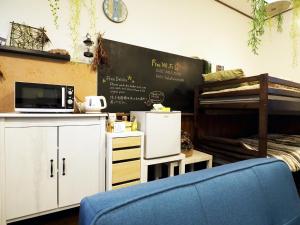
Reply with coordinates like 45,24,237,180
276,13,283,32
248,0,267,55
266,15,274,32
291,0,300,66
84,0,97,35
48,0,60,29
69,0,82,59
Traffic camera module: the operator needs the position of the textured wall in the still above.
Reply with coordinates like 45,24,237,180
0,54,97,112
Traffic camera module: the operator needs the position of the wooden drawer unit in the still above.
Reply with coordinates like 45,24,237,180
112,180,140,190
112,148,141,162
106,132,144,191
112,160,141,184
112,136,141,148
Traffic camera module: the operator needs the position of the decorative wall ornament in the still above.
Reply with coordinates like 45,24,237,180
9,22,50,51
83,33,94,58
91,33,108,71
103,0,128,23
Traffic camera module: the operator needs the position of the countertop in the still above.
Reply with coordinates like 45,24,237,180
0,113,108,118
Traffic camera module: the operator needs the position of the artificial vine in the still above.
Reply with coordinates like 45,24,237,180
291,0,300,65
249,0,300,66
84,0,97,35
248,0,267,55
69,0,82,59
276,13,283,33
48,0,60,29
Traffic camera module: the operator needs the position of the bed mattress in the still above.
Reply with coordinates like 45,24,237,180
199,95,300,105
240,134,300,172
202,83,300,96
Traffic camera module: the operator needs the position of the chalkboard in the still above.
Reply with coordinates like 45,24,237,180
98,39,204,113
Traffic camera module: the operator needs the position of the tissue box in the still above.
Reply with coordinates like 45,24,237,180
107,121,132,133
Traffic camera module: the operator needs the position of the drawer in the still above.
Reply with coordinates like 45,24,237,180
113,148,141,162
112,160,140,184
112,137,141,149
112,180,140,190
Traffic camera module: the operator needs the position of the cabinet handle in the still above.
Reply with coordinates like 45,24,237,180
62,158,66,176
50,160,54,178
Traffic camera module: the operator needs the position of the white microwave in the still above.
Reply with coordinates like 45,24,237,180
15,82,75,113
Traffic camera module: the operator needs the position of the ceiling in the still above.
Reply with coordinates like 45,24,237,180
215,0,294,19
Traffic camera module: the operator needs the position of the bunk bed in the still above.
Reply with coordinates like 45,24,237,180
194,74,300,170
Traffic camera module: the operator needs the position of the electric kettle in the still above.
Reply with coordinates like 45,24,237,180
82,96,107,113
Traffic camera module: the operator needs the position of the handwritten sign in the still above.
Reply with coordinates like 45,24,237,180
98,39,204,112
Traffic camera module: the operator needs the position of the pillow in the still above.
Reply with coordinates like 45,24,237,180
203,69,244,83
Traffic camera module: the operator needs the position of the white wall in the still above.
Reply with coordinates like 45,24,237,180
0,0,266,76
258,11,300,82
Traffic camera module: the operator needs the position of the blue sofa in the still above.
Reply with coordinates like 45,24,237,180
79,158,300,225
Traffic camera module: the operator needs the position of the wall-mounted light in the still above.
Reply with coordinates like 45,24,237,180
83,33,94,58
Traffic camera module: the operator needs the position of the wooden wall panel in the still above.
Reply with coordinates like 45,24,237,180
0,54,97,112
195,113,259,139
181,115,194,141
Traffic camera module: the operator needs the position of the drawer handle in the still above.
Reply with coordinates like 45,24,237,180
62,158,66,176
50,160,54,178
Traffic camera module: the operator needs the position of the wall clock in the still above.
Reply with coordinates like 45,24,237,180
103,0,128,23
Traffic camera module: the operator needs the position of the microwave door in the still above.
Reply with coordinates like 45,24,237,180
15,82,64,111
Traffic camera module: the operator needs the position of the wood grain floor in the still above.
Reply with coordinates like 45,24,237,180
10,208,79,225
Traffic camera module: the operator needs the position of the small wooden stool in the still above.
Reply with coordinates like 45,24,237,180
169,150,212,176
141,153,185,183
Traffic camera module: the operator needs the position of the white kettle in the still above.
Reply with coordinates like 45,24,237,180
82,96,107,113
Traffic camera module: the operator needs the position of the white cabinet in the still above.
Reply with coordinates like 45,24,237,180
5,127,57,219
0,114,106,224
59,125,100,207
106,132,144,191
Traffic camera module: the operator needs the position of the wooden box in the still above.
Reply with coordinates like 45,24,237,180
106,131,144,190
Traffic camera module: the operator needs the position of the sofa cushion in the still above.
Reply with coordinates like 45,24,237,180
79,158,300,225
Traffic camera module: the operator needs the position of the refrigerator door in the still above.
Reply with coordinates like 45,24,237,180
145,112,181,159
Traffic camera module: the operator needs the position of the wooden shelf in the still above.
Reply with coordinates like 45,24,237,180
182,113,194,116
0,45,70,61
117,112,194,117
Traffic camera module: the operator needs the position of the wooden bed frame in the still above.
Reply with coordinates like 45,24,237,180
194,73,300,165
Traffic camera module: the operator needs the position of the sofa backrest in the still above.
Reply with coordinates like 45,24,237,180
79,158,300,225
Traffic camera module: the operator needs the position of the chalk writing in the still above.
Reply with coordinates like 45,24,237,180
151,59,185,82
144,91,165,106
102,74,148,105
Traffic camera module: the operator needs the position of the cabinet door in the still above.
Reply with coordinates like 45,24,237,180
5,127,57,220
58,125,100,207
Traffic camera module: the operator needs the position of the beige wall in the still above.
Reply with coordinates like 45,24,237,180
0,0,262,75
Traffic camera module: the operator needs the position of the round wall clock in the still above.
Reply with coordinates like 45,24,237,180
103,0,128,23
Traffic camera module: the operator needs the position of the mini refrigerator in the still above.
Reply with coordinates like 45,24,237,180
130,111,181,159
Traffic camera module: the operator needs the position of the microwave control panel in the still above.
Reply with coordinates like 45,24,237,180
66,86,74,109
